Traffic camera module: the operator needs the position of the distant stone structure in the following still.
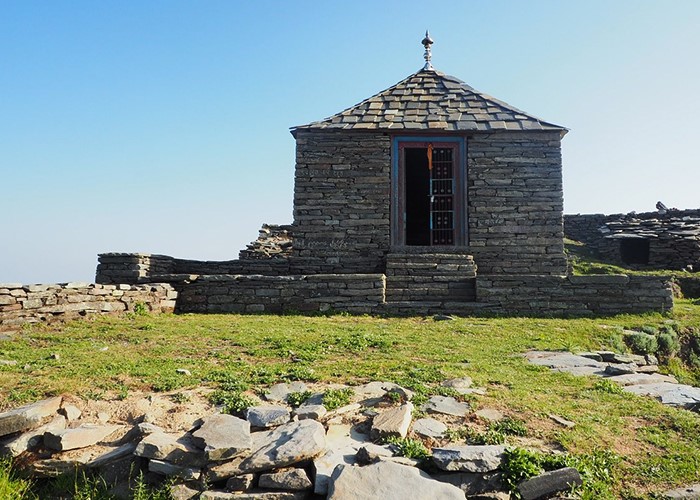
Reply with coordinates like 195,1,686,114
565,209,700,271
92,34,673,316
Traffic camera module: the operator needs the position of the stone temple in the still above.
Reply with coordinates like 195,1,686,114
96,34,673,316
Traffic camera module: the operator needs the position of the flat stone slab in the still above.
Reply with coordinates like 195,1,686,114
432,445,506,473
134,431,206,467
371,403,413,439
353,381,413,404
149,459,201,481
432,471,505,497
412,418,447,438
423,396,470,417
44,424,120,451
88,442,137,468
264,382,308,402
663,483,700,499
441,377,473,394
624,383,700,409
246,405,291,428
327,461,464,499
239,419,326,473
0,396,62,437
200,491,307,499
313,423,370,495
518,467,583,500
475,408,504,422
525,351,608,375
226,473,255,491
606,373,678,386
0,415,66,456
294,404,327,421
191,413,251,461
259,468,313,491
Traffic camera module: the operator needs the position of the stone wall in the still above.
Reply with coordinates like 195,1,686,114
466,131,567,275
291,131,392,274
476,274,673,316
564,210,700,271
0,283,177,331
175,274,385,314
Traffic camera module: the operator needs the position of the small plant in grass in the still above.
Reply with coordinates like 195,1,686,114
385,390,403,404
626,332,658,355
640,325,659,336
210,390,255,415
0,457,32,499
657,331,680,358
171,392,190,404
491,417,528,437
443,425,472,442
287,390,313,407
593,379,624,395
322,388,354,410
500,447,545,492
132,302,149,316
470,428,506,445
383,436,431,460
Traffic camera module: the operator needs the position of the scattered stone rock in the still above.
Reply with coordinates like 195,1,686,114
606,373,678,386
88,442,138,469
517,466,583,500
294,404,326,421
355,444,394,465
441,377,473,394
226,473,255,491
610,353,647,365
423,396,470,417
433,314,454,321
313,423,370,495
49,353,60,360
525,351,607,376
604,364,637,376
246,405,291,428
371,403,413,439
170,483,201,500
0,396,62,437
412,418,447,438
0,415,66,456
239,419,326,473
149,459,201,481
259,468,312,491
264,382,308,402
191,413,251,461
475,408,504,422
624,383,700,409
206,457,245,482
176,368,192,376
432,445,506,473
0,359,17,366
134,431,206,467
548,414,576,428
663,483,700,499
60,404,82,421
201,491,306,499
432,471,505,497
30,458,87,477
97,412,110,423
327,461,464,499
44,424,120,451
576,352,603,361
353,382,413,404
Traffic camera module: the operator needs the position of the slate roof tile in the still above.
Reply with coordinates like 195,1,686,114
292,68,566,135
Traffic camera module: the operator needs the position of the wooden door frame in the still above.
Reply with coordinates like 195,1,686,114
390,135,467,248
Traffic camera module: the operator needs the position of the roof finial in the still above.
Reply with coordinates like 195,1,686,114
422,30,434,70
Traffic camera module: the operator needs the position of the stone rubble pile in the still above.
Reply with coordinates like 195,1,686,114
238,224,294,260
0,379,585,500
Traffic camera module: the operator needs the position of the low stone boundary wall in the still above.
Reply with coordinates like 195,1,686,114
476,274,673,316
0,283,177,330
96,253,290,284
175,274,385,314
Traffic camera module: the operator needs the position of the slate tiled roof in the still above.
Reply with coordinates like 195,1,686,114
291,69,566,134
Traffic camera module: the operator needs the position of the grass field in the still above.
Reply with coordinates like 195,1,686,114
1,297,700,498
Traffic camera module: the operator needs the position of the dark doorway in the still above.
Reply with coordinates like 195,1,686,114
405,148,431,245
620,238,650,264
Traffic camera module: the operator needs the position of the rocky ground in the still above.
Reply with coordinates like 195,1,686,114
1,359,698,499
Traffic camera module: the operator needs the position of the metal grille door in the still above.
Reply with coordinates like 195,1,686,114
430,148,454,245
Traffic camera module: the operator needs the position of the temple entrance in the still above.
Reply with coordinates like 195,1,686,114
393,139,465,247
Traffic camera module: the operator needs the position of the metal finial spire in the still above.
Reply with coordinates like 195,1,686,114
422,30,434,70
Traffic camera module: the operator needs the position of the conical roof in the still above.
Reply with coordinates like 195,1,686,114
291,69,566,135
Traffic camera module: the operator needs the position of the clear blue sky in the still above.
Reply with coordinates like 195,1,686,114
2,1,699,284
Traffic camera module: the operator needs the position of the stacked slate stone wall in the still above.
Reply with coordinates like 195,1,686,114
291,131,391,274
466,131,567,275
0,283,177,330
564,210,700,271
175,274,385,314
476,274,673,316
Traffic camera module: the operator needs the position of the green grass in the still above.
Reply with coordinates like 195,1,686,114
1,301,700,497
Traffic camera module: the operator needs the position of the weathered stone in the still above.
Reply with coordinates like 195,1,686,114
264,382,308,402
259,468,313,491
475,408,504,422
353,381,413,404
59,404,82,422
149,459,201,481
191,413,251,461
663,483,700,499
239,419,326,473
226,473,255,491
170,484,201,500
294,404,327,421
518,467,582,500
246,405,291,428
0,415,66,456
432,445,506,473
624,382,700,409
0,396,62,437
432,471,505,497
433,314,454,321
412,418,447,438
30,458,87,477
604,363,637,376
134,431,206,467
423,396,470,417
548,414,576,428
327,461,464,499
44,424,120,451
201,491,306,499
606,372,677,386
525,351,607,376
441,377,473,394
88,442,137,469
206,457,245,482
313,423,370,495
355,443,394,465
371,403,413,439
